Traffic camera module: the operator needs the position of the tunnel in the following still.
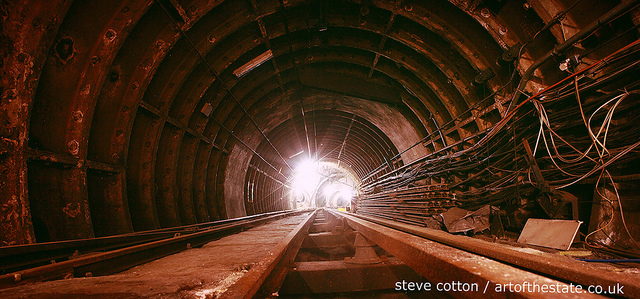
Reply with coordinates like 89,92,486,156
2,0,640,297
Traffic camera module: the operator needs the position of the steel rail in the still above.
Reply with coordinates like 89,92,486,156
332,210,640,298
0,209,313,289
327,210,610,298
0,209,308,274
0,231,173,275
220,210,317,298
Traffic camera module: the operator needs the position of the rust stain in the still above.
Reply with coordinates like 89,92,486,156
0,196,19,223
63,202,82,218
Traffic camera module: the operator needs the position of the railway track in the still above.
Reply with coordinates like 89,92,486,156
2,208,640,298
221,209,640,298
0,209,312,288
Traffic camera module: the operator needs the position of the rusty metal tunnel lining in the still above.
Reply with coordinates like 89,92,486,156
2,0,638,246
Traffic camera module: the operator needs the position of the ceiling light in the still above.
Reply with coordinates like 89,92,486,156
233,50,273,78
201,103,213,116
289,150,304,159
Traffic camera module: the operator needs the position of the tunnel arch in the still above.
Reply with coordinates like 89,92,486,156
2,0,639,244
241,108,404,216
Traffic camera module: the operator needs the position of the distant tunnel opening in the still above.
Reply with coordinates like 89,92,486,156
243,109,402,216
2,0,640,250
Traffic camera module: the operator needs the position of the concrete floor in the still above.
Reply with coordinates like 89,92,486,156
0,213,310,299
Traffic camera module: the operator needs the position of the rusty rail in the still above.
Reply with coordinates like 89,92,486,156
331,210,640,298
0,209,305,274
220,210,318,298
0,209,312,289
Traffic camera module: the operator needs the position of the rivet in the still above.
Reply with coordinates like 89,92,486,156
105,29,117,41
81,84,90,95
17,53,30,63
155,40,165,49
72,111,83,122
68,140,80,155
90,56,101,65
109,71,120,82
55,37,75,62
32,18,41,29
481,8,490,18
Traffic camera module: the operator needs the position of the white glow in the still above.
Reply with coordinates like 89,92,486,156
287,159,360,209
338,186,353,200
322,182,354,206
291,159,320,195
323,184,338,198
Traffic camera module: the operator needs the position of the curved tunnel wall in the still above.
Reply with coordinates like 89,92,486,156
241,109,402,216
1,0,635,245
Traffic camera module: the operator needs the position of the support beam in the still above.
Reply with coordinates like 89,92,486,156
0,0,72,246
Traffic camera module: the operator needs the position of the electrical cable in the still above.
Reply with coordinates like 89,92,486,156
604,170,640,250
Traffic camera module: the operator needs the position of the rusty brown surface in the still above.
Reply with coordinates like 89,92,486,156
154,126,184,227
220,210,317,299
0,0,73,246
27,162,94,241
125,110,162,231
0,209,312,292
338,211,640,298
176,135,199,225
87,171,134,237
279,258,423,294
332,210,610,299
192,142,213,222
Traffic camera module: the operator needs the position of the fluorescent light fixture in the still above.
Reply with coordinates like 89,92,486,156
233,50,273,78
201,103,213,116
289,150,304,159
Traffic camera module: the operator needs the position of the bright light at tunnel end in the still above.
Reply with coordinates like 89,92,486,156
289,158,358,209
291,158,321,195
323,183,353,201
